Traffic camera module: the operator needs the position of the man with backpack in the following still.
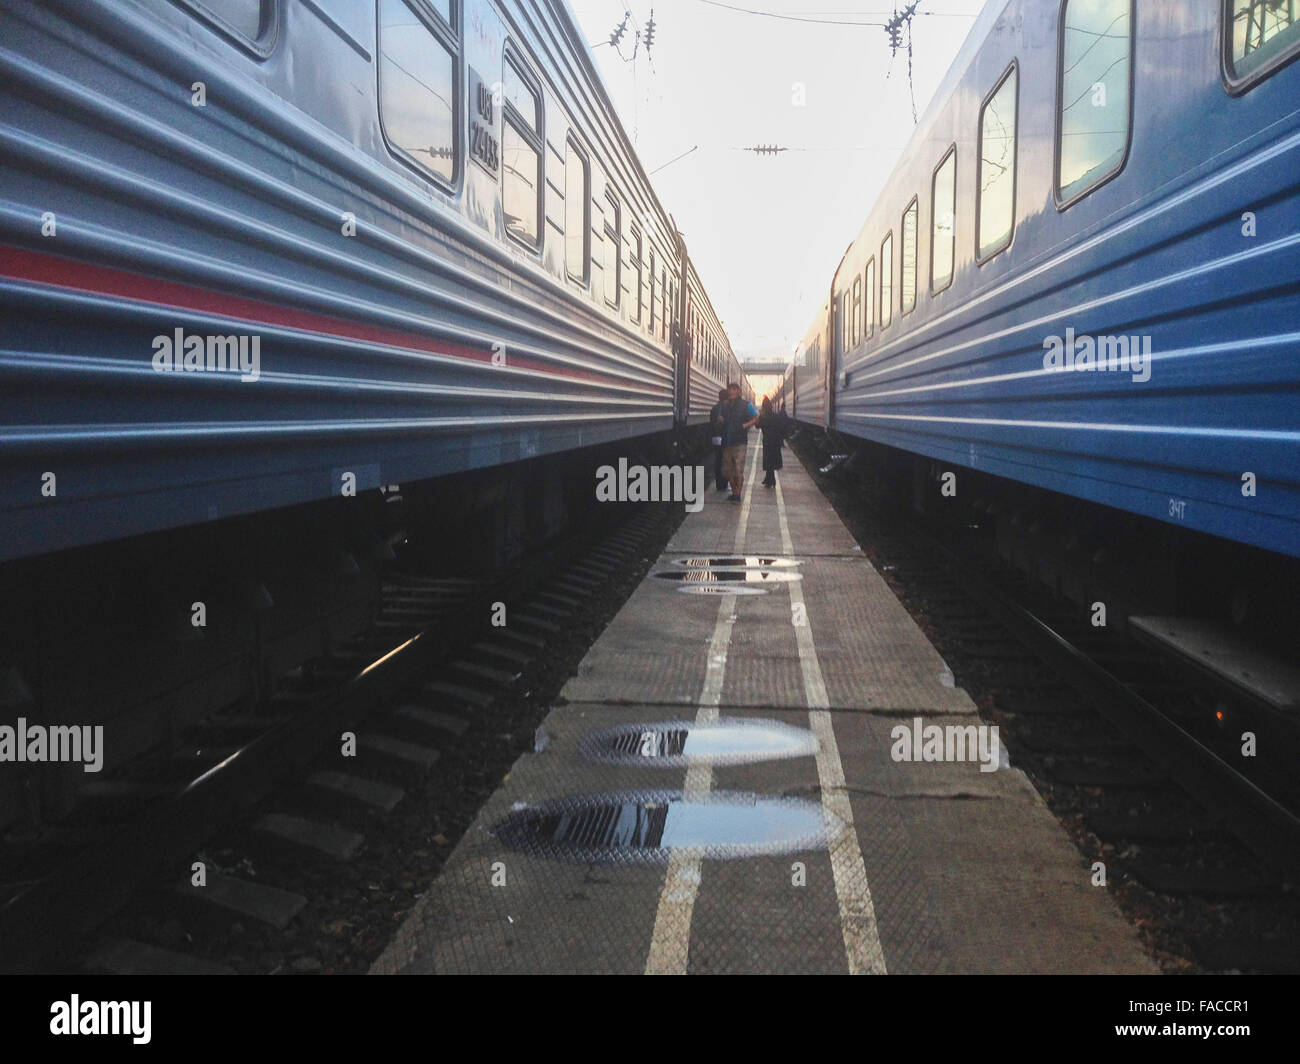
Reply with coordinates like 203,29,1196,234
720,381,759,503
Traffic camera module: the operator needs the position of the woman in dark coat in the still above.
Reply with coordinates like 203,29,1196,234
757,397,788,488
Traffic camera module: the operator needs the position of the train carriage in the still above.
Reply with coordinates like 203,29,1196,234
0,0,733,564
791,0,1300,561
792,297,830,429
679,250,739,422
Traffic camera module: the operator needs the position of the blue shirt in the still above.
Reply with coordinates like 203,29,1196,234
723,400,758,446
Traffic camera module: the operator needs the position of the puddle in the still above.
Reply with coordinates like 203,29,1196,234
653,569,802,585
492,790,841,863
580,718,819,767
653,556,803,595
664,583,768,596
667,556,801,569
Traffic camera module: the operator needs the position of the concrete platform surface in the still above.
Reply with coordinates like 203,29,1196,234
373,443,1156,974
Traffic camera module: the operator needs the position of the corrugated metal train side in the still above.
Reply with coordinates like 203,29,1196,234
0,0,736,564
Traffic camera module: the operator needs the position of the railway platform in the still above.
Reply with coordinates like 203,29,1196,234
372,444,1156,975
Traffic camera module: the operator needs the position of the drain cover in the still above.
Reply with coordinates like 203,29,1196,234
580,719,819,767
492,790,841,863
661,583,769,596
667,556,801,569
653,569,802,588
653,555,803,594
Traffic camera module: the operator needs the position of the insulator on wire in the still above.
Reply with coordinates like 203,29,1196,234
609,12,629,47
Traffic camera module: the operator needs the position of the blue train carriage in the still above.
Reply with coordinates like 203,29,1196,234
0,0,699,564
773,359,796,418
793,297,830,428
824,0,1300,561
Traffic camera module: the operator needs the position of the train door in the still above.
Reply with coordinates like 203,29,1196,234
678,315,691,423
825,293,837,429
672,241,689,423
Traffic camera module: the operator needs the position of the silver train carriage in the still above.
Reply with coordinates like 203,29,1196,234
0,0,735,564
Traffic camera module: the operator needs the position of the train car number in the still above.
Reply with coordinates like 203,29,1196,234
469,69,500,175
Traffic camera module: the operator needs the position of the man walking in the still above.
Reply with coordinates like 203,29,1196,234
709,387,729,492
721,381,758,503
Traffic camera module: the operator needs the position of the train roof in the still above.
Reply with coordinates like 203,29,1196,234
546,0,677,239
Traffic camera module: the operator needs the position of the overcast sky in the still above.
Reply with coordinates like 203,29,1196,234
567,0,990,365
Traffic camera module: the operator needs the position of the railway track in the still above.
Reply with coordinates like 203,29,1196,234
0,497,685,974
796,431,1300,974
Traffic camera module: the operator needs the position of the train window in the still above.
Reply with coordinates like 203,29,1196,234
378,0,458,187
661,274,668,339
1056,0,1132,206
879,232,893,328
901,199,917,315
176,0,275,53
631,225,644,322
603,191,621,307
565,139,589,284
851,277,862,347
977,62,1018,262
931,147,956,293
1225,0,1300,88
663,274,669,337
502,52,541,248
501,51,536,129
864,257,875,339
649,249,656,332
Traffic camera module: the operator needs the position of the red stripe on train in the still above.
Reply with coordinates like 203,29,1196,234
0,244,627,388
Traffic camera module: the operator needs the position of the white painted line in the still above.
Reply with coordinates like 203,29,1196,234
775,476,888,975
734,437,758,550
806,711,888,974
645,442,759,975
774,479,830,711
